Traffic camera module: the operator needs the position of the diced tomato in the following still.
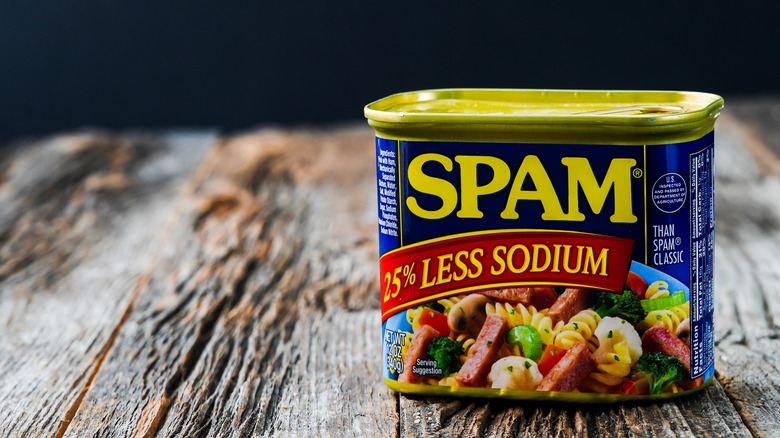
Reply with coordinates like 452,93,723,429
529,287,558,310
418,309,450,337
614,381,639,395
625,271,648,299
537,344,566,376
683,376,704,390
615,379,650,395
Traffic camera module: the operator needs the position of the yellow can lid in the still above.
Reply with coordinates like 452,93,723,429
364,89,724,144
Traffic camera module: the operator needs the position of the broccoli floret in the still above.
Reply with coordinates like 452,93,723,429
637,351,687,394
593,290,646,324
427,337,464,376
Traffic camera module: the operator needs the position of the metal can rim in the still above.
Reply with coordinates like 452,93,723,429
364,88,723,134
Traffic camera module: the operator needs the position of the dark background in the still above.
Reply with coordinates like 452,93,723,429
0,1,774,138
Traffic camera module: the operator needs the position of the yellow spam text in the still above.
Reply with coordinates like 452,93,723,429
406,154,638,223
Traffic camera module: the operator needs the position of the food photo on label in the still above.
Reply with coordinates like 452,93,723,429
366,89,721,402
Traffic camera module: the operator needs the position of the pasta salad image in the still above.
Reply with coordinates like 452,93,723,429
383,264,702,398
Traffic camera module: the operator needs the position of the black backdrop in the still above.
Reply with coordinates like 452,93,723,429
0,1,774,137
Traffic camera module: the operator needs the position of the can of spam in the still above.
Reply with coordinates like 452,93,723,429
365,89,723,402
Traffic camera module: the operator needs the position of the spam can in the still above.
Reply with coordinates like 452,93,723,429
364,89,723,402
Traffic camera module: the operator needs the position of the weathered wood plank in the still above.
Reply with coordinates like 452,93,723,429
63,127,397,437
3,105,780,437
724,96,780,166
399,379,748,437
717,104,780,176
0,131,214,437
711,109,780,437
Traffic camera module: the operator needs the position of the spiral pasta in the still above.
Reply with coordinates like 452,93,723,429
422,376,441,385
645,280,670,300
553,309,601,351
498,343,524,359
450,332,476,362
590,339,638,386
580,376,618,393
406,307,425,332
485,302,562,345
438,375,459,386
643,302,690,333
437,295,463,315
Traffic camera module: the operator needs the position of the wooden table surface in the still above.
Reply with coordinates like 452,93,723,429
1,98,779,437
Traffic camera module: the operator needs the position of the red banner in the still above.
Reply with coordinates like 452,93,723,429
380,230,634,321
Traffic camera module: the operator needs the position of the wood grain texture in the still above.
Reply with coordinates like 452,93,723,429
400,383,748,438
717,105,780,176
0,132,213,437
1,103,780,437
711,111,780,437
62,127,396,437
725,97,780,165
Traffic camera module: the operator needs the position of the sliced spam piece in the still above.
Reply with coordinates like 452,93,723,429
641,324,691,374
456,314,509,387
547,288,594,324
478,286,558,310
536,343,596,392
478,287,534,304
399,325,440,384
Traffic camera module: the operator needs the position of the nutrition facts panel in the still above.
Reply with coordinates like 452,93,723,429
689,145,715,379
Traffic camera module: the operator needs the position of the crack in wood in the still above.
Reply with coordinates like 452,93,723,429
54,272,151,438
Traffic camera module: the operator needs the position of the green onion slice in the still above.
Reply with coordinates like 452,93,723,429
641,291,687,312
